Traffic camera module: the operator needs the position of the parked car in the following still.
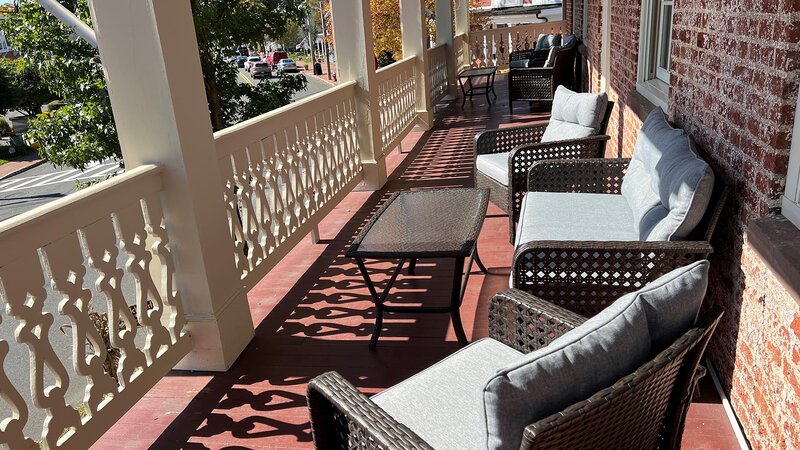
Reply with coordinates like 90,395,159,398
235,55,247,68
251,62,271,79
244,56,262,72
276,58,297,74
266,51,289,65
237,46,250,56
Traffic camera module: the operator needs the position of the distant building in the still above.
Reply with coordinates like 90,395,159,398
0,4,18,59
475,0,562,27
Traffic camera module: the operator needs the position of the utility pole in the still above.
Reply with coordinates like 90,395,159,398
306,5,316,67
319,0,332,80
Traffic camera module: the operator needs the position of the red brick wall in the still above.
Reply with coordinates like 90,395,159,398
569,1,800,448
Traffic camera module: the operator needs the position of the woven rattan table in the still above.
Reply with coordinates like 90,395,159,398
346,188,489,348
458,67,498,107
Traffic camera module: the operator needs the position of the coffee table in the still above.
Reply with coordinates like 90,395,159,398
346,188,489,348
458,67,498,107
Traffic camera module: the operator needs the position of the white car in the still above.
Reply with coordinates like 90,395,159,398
244,56,262,72
276,58,298,73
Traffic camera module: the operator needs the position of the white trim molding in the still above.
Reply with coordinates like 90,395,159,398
636,0,673,110
782,83,800,228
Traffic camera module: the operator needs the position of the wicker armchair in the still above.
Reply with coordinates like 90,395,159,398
512,158,729,317
307,289,724,450
509,41,577,114
474,101,614,241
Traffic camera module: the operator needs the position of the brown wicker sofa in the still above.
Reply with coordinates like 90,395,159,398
509,38,578,114
307,285,724,450
512,108,729,317
475,90,614,241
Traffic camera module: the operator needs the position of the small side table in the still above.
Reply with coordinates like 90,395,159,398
458,67,498,108
346,188,490,348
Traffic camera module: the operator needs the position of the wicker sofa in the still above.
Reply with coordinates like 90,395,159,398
307,263,724,450
508,35,578,114
512,107,728,317
475,87,614,241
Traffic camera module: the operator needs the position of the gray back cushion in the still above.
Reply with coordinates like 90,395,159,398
621,108,715,241
541,86,608,142
482,260,710,450
535,33,562,51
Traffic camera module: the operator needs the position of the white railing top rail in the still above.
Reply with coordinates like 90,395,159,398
214,80,357,157
0,164,161,268
428,42,447,52
375,56,416,82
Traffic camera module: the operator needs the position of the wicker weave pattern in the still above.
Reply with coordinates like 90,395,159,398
509,68,554,101
527,158,630,194
523,306,723,450
474,123,548,157
307,371,434,450
512,240,714,317
488,289,587,353
510,137,610,226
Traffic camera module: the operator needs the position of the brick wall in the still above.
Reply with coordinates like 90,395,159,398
571,1,800,448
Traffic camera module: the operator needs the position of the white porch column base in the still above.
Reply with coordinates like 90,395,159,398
356,158,389,192
175,288,253,371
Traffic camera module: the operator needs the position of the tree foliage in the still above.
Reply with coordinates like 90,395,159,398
0,0,308,169
0,58,54,116
322,0,489,59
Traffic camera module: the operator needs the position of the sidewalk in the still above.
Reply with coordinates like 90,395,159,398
302,60,337,86
0,151,44,180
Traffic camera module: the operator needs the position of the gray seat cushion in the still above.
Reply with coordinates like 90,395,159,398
541,86,608,142
515,192,639,246
483,260,710,450
372,338,523,450
621,107,715,241
509,59,530,69
476,152,510,186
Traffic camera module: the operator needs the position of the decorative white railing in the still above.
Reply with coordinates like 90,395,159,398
469,21,566,70
215,81,363,289
454,33,468,72
0,165,191,449
427,43,449,104
375,56,418,155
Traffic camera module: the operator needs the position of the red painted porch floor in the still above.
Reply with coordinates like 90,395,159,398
95,82,742,449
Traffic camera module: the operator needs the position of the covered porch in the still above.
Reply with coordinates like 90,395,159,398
93,88,739,449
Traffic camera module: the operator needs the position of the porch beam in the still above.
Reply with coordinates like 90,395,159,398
329,0,387,190
400,0,434,129
90,0,254,371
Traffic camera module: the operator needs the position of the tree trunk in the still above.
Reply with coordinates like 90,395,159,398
204,75,226,131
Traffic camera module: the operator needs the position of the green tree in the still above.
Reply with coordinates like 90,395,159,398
0,58,53,116
0,0,308,169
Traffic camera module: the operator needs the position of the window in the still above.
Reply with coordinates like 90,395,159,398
637,0,674,109
782,85,800,229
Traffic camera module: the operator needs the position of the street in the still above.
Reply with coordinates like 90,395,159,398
235,66,333,102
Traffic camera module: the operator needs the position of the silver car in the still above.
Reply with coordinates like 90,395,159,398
251,62,272,79
244,56,262,72
276,58,298,73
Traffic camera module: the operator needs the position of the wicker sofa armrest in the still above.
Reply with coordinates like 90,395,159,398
512,240,714,317
509,136,610,223
474,123,549,156
307,371,434,450
527,158,630,194
488,288,587,353
509,67,555,77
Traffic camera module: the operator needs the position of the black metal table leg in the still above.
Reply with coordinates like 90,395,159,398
459,76,467,107
473,245,488,274
451,256,468,346
356,257,407,349
408,257,417,274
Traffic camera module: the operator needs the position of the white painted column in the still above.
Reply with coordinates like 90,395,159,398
400,0,434,129
329,0,387,190
90,0,254,371
454,0,470,71
435,0,457,98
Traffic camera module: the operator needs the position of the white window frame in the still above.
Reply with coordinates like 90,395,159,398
782,85,800,228
636,0,673,110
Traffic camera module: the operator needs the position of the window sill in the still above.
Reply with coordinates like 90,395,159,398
636,79,669,112
748,215,800,306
